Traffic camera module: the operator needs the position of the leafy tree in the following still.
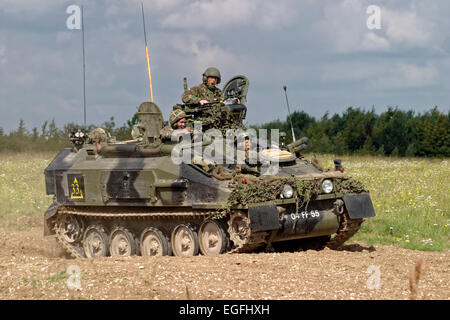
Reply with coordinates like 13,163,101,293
127,113,139,128
339,107,376,152
405,143,417,157
47,120,59,140
390,147,399,157
32,127,39,140
261,119,292,143
41,121,48,139
330,132,349,155
372,107,415,156
290,110,315,140
102,116,116,132
361,136,376,155
304,122,332,153
16,119,28,137
416,107,449,157
376,145,385,156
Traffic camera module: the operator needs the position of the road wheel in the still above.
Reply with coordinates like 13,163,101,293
109,227,137,256
83,225,109,258
199,220,228,256
171,223,199,257
227,211,251,248
140,227,171,256
59,215,84,244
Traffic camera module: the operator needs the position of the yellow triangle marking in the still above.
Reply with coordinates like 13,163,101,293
70,177,84,199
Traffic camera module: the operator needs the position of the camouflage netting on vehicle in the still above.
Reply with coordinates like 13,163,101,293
214,175,368,219
188,104,245,134
229,175,319,207
334,176,368,193
212,176,318,219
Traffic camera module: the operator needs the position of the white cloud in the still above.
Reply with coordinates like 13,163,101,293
314,0,368,53
314,1,433,53
320,60,386,83
161,0,297,30
90,65,117,88
321,59,438,89
104,4,120,17
360,32,390,51
162,33,242,75
110,34,143,66
0,0,61,15
103,0,186,17
28,50,66,73
382,63,438,88
383,6,430,46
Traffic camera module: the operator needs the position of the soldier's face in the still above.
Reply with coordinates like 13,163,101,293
94,141,102,151
244,139,250,151
177,118,187,129
207,76,218,86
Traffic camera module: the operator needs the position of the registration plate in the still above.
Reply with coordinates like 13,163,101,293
290,210,321,220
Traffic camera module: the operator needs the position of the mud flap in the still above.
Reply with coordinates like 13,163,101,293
248,205,280,232
343,194,376,219
44,201,59,236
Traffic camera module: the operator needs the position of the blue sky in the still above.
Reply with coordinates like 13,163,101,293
1,0,449,133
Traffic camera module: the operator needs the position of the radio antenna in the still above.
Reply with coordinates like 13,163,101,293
283,85,296,142
81,4,87,128
141,2,154,102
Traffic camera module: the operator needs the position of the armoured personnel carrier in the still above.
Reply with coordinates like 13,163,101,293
43,76,375,258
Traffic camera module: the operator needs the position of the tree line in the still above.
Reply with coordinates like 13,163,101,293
0,107,448,157
254,106,449,157
0,117,134,153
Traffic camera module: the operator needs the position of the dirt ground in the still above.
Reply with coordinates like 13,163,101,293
0,227,448,300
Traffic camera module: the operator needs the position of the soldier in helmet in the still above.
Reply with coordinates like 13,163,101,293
89,127,107,151
182,67,223,105
160,109,194,141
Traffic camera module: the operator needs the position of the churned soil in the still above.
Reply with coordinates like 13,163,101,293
0,227,448,300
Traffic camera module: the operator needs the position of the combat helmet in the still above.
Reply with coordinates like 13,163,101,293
202,67,221,84
89,127,107,143
170,109,186,128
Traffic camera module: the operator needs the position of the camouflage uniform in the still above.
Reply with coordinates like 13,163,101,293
159,126,174,141
182,66,223,104
181,68,245,134
181,83,222,105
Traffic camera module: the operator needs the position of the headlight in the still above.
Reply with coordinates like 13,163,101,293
322,179,333,193
281,184,294,199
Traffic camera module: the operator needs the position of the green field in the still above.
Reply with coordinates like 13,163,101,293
0,152,448,251
315,154,449,251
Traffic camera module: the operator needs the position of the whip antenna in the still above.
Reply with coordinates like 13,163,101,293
81,5,87,128
141,2,154,102
283,85,296,142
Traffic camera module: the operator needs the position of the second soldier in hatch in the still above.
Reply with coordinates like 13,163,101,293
182,67,223,105
160,109,196,142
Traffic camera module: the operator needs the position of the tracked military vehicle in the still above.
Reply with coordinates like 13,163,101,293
44,75,375,258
